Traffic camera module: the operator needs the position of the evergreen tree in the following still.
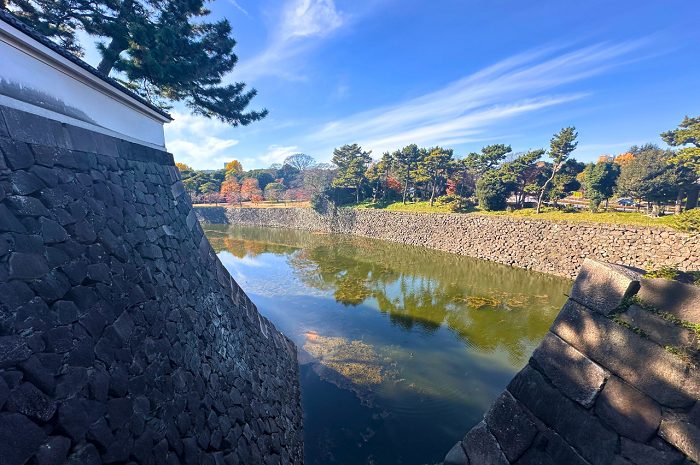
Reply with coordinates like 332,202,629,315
418,147,453,206
582,161,620,212
537,127,578,213
3,0,267,125
661,115,700,209
393,144,423,204
331,144,372,203
617,144,694,215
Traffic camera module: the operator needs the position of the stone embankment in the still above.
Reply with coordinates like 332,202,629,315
0,106,302,465
443,259,700,465
195,206,699,279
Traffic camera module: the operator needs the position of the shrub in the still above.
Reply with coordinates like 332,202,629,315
670,209,700,233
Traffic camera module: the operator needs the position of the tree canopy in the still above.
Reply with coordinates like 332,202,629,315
4,0,267,125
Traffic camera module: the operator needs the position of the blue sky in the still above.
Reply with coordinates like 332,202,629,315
91,0,700,169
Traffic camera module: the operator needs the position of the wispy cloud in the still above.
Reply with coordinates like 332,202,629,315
310,40,651,154
228,0,250,16
234,0,344,81
241,144,300,168
165,112,239,167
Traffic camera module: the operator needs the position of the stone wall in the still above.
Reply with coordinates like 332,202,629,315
0,106,303,465
195,206,700,279
442,259,700,465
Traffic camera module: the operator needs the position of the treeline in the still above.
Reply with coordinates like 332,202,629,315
178,115,699,214
176,154,336,205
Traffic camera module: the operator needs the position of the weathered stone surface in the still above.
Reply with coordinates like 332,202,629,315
659,416,700,463
0,335,32,368
444,441,469,465
638,278,700,324
595,376,661,442
620,437,685,465
8,251,49,279
0,203,26,232
461,421,508,465
552,299,700,408
531,331,607,407
484,391,537,462
618,305,698,350
7,382,57,422
0,106,302,465
36,435,72,465
508,365,618,465
569,259,642,315
0,412,47,465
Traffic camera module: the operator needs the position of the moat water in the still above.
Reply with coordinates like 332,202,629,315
203,225,571,465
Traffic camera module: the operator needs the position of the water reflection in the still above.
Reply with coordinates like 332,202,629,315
204,225,571,465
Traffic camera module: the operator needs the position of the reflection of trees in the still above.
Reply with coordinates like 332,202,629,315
204,225,571,365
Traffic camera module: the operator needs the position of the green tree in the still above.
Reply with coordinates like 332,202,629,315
583,161,620,212
499,149,544,208
4,0,266,125
476,170,510,211
617,144,692,215
464,144,512,177
418,147,453,206
393,144,423,204
264,181,285,202
331,144,372,203
661,115,700,209
537,127,578,213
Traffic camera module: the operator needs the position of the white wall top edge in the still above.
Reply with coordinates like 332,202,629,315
0,18,169,148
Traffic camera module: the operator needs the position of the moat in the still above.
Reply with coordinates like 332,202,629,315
203,225,571,465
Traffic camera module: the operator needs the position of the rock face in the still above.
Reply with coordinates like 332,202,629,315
195,206,700,279
0,105,303,464
442,259,700,465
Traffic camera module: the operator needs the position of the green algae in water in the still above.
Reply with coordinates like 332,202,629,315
205,225,571,465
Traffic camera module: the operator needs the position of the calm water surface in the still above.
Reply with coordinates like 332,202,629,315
203,225,571,465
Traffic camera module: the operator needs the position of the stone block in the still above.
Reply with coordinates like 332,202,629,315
35,435,71,465
0,335,32,368
461,421,508,465
638,278,700,324
618,305,698,350
531,331,607,407
7,382,57,422
484,391,538,462
0,412,47,465
570,259,642,315
1,106,56,146
0,138,34,169
552,299,700,408
11,170,45,195
659,416,700,463
508,365,618,465
620,438,685,465
595,376,661,441
0,204,27,233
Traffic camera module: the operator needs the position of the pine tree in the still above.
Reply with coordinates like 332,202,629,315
537,127,578,213
331,144,372,203
661,115,700,209
3,0,267,125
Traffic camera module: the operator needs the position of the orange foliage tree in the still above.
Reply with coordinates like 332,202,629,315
175,162,193,172
614,152,634,167
224,160,243,175
220,177,242,205
240,178,263,202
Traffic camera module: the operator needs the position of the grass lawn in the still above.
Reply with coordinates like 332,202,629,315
350,200,686,229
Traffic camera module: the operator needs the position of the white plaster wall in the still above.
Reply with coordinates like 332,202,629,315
0,24,167,147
